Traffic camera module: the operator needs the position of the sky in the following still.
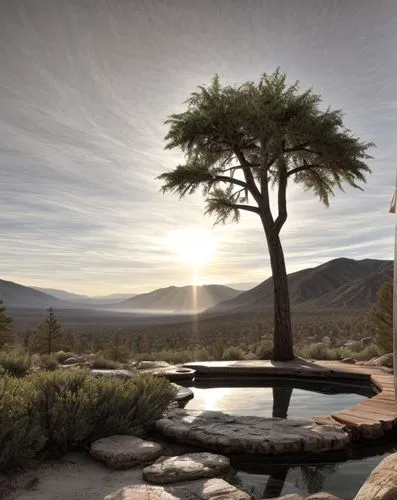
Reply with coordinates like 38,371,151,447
1,0,396,296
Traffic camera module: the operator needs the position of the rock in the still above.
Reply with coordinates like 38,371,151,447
341,358,356,364
156,409,350,455
62,356,83,365
362,353,393,368
268,495,303,500
104,478,250,500
354,452,397,500
171,383,194,407
306,493,343,500
90,435,162,469
90,369,135,379
142,452,231,484
137,361,171,370
163,367,196,382
361,337,374,347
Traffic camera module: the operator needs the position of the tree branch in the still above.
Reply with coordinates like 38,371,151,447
213,175,248,189
233,145,262,203
233,204,261,214
287,164,321,177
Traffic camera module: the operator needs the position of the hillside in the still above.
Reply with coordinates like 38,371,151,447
0,279,62,308
112,284,241,312
35,287,135,304
207,258,393,314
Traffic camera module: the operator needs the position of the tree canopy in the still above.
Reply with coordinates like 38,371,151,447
159,69,373,230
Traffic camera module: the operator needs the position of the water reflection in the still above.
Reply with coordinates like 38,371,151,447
185,379,370,419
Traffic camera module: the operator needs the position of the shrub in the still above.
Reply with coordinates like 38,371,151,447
53,351,78,364
90,354,121,370
0,375,45,470
0,349,31,377
297,343,339,360
34,370,176,454
256,339,273,359
222,346,245,360
38,354,59,371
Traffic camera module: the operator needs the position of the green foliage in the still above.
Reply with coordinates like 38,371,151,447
297,343,339,360
222,346,245,360
368,282,393,353
34,370,176,454
0,348,32,377
37,353,59,371
0,299,13,349
53,350,78,364
256,339,273,359
90,354,122,369
297,343,380,361
29,308,64,354
0,375,45,469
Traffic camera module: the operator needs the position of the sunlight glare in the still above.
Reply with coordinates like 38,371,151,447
166,228,216,268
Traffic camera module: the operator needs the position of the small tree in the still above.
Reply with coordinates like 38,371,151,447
45,308,62,354
30,308,63,354
0,299,13,349
158,69,373,360
368,282,393,353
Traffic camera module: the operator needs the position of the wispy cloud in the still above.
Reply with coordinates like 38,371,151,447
1,0,396,294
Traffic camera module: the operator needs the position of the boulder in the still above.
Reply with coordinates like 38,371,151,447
265,495,303,500
90,435,162,469
142,452,231,484
156,409,350,455
104,478,250,500
306,493,343,500
137,361,171,370
362,354,393,368
63,356,83,365
354,452,397,500
90,369,135,379
341,358,356,364
361,337,374,347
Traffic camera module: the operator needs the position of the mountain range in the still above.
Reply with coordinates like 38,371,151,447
208,257,393,314
0,258,393,314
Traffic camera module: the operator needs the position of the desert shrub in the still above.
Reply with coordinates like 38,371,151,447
297,343,339,360
37,354,59,371
34,370,176,454
0,349,31,377
90,354,121,370
256,339,273,359
222,346,245,360
368,281,393,353
339,345,380,361
0,375,45,470
53,351,78,364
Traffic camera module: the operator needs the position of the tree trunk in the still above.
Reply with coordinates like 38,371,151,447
272,386,293,418
267,231,294,361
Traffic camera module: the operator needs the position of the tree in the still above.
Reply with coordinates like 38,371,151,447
368,282,393,353
30,308,63,354
0,299,13,348
158,69,373,360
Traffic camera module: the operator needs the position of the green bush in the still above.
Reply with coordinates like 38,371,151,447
256,339,273,359
90,354,121,370
0,349,31,377
222,346,245,360
34,370,176,454
0,375,45,469
37,354,59,371
297,343,339,360
53,351,78,364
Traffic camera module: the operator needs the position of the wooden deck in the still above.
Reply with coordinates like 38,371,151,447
315,361,397,439
184,359,397,440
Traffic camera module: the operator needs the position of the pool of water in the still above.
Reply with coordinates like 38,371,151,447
181,379,397,499
184,379,372,419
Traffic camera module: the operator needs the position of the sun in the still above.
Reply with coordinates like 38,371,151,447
166,228,216,268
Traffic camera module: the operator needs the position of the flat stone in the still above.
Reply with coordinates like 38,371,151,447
341,358,356,364
137,361,172,370
156,409,350,455
306,493,343,500
104,478,250,499
142,452,231,484
171,384,194,405
90,435,162,469
354,452,397,500
90,369,135,379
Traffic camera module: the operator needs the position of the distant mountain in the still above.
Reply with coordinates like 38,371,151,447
35,288,135,305
1,279,62,308
112,284,241,312
207,258,393,314
35,287,89,302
